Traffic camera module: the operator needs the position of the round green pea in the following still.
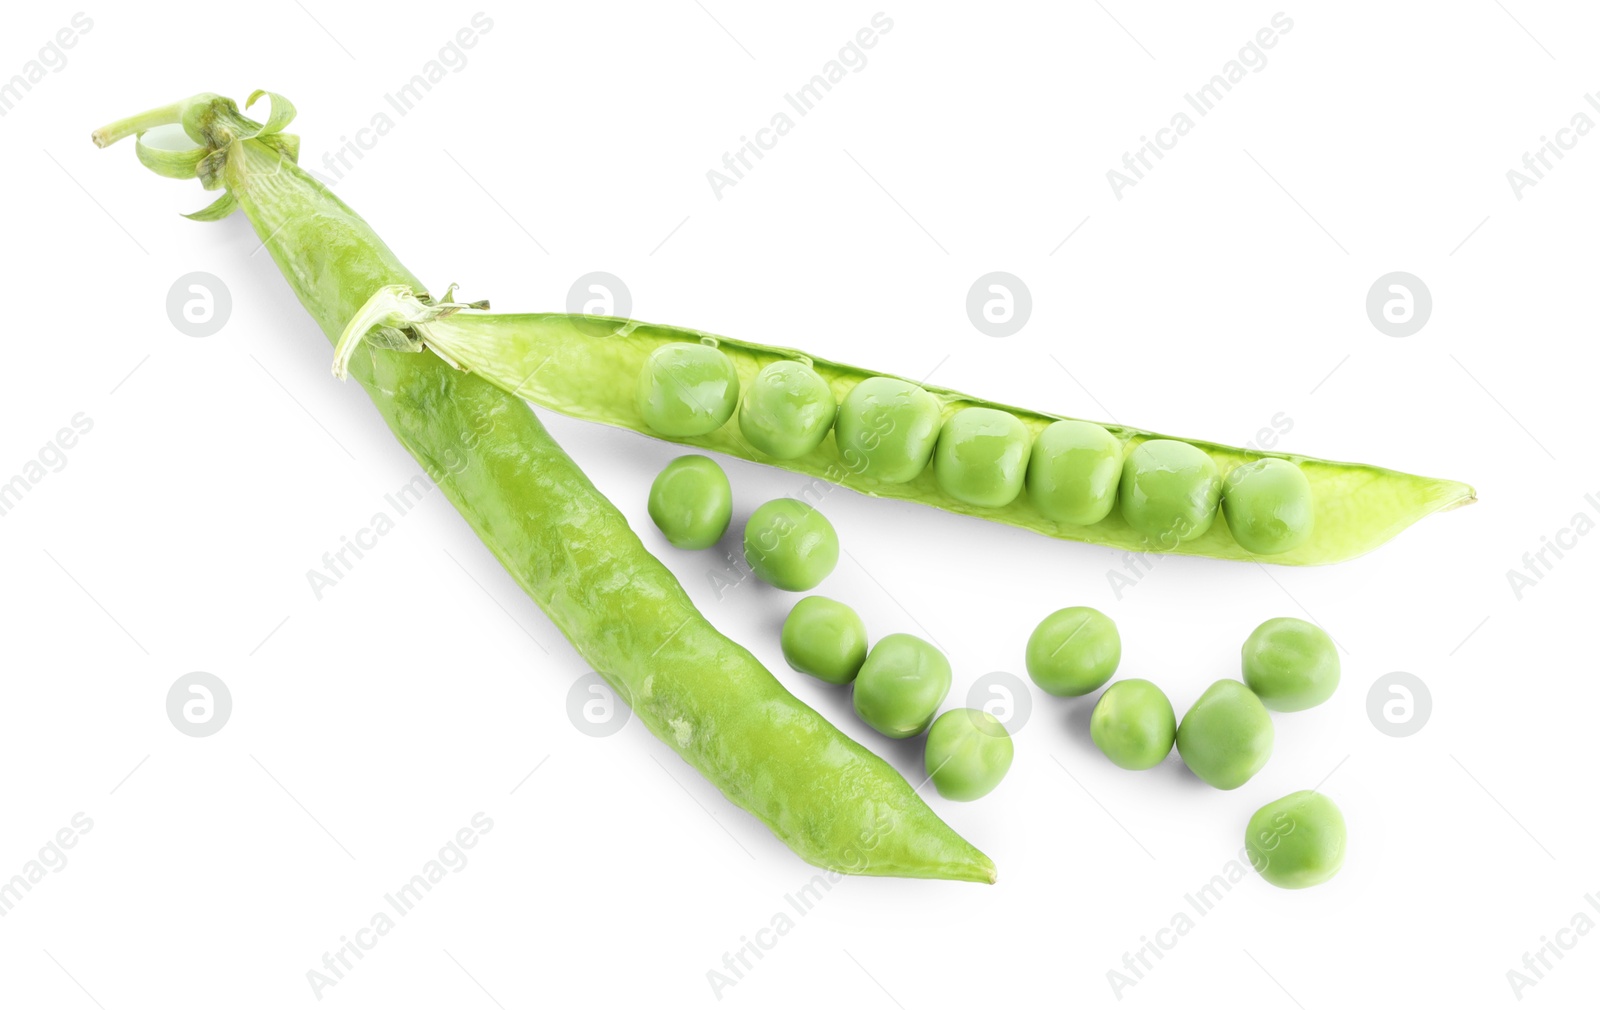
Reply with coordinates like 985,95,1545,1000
1176,679,1274,790
1241,617,1340,712
852,633,952,738
1118,439,1222,544
1025,606,1120,697
933,407,1032,507
1245,790,1347,889
924,709,1014,801
833,376,943,483
1221,458,1315,555
1090,679,1176,770
742,499,839,591
780,596,868,684
646,455,732,549
636,343,739,437
738,360,836,460
1027,420,1124,525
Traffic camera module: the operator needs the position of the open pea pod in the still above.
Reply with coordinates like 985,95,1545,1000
335,304,1474,565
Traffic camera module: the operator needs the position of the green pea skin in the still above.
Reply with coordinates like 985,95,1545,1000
933,407,1032,507
1118,439,1222,544
1222,458,1315,555
833,376,944,483
1246,790,1347,889
636,343,740,437
743,499,840,591
1241,617,1340,712
1090,679,1176,770
781,596,868,685
646,455,732,549
739,360,837,460
853,633,952,738
1176,679,1274,790
1027,420,1124,526
1025,606,1120,697
924,709,1014,801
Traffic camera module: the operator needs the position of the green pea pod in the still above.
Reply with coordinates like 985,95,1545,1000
94,92,994,884
336,313,1474,568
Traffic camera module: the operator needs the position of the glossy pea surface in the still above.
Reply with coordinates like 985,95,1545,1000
739,360,836,459
1027,420,1124,525
1222,458,1315,555
853,633,952,738
1177,679,1274,790
1090,679,1176,770
1119,439,1222,544
933,407,1032,507
1246,790,1347,889
1025,606,1120,697
646,455,732,549
924,709,1014,801
781,596,868,684
833,376,943,483
636,343,739,437
743,499,839,591
1241,617,1340,712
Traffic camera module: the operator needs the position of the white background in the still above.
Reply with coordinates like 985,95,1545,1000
2,2,1596,1007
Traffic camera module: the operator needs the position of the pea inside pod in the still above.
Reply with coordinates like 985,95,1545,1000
834,376,943,483
1222,458,1315,555
934,406,1032,508
1119,439,1222,545
1027,419,1124,526
739,360,837,460
636,342,740,437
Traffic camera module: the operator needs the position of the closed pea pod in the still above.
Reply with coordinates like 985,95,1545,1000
739,360,836,460
95,91,995,883
1027,419,1124,526
934,406,1032,508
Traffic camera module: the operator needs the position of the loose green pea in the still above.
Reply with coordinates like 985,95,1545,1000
924,709,1014,801
1027,420,1124,526
781,596,868,685
1221,458,1315,555
833,376,943,483
1118,439,1222,544
853,633,952,738
636,343,740,437
933,407,1032,507
1025,606,1120,697
1090,679,1176,770
1245,790,1347,889
738,360,836,460
1241,617,1340,712
646,455,732,549
743,499,839,591
1176,679,1274,790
